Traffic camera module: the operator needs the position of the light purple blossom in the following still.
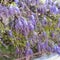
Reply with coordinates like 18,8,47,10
37,41,42,52
45,0,53,5
28,22,34,31
14,0,19,3
26,41,30,47
54,45,60,55
41,17,47,26
16,47,20,54
25,48,33,56
8,30,13,37
50,5,59,14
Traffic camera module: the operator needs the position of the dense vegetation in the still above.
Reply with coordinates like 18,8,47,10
0,0,60,60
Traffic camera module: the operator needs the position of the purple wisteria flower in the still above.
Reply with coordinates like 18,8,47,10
8,30,13,37
21,18,28,28
28,14,36,29
14,0,19,4
49,4,59,14
44,39,48,47
25,41,33,56
37,5,46,15
25,48,33,56
9,5,20,15
15,19,23,30
28,21,34,31
14,6,20,14
16,47,20,54
42,31,47,37
45,0,53,5
55,45,60,55
46,46,51,52
26,41,30,47
37,41,42,52
54,1,58,5
41,17,47,26
20,17,29,36
9,5,15,15
51,32,55,38
41,42,46,50
0,5,9,17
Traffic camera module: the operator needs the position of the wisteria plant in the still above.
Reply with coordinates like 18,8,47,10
0,0,60,60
